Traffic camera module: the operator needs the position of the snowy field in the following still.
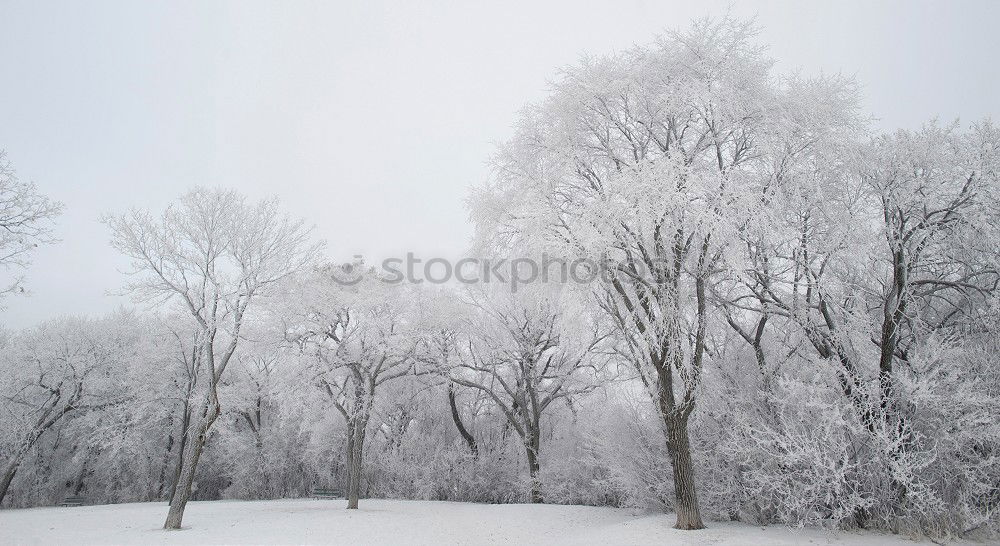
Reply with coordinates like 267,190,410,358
0,498,956,546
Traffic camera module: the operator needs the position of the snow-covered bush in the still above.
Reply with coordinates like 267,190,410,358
716,373,876,527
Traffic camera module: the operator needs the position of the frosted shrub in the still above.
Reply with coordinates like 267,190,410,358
718,375,875,527
892,336,1000,537
588,397,675,512
367,430,523,504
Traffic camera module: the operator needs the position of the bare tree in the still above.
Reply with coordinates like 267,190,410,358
448,295,602,503
105,187,319,529
284,267,419,509
0,151,62,301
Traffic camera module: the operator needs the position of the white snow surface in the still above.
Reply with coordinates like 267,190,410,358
0,498,956,545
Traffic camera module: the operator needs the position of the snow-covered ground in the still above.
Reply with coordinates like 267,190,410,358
0,498,952,545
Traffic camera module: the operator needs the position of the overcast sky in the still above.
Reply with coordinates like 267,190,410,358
1,0,998,328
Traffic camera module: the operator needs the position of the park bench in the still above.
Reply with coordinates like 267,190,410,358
60,496,86,507
311,487,343,500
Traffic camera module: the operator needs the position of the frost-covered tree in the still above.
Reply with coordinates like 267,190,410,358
471,17,794,529
0,151,62,301
105,187,319,529
282,265,421,509
862,122,1000,434
0,315,137,505
446,291,603,503
735,121,1000,516
214,342,305,500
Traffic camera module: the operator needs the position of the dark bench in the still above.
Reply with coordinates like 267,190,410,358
60,496,85,507
311,487,343,499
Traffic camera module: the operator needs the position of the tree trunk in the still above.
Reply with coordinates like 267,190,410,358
72,447,93,496
0,456,21,506
167,401,193,504
166,429,189,504
163,404,217,530
664,412,705,530
525,431,543,504
156,431,174,500
346,418,366,509
447,385,478,457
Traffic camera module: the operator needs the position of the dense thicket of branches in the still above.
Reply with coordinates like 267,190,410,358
1,16,998,541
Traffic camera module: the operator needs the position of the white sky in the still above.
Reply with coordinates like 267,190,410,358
1,0,998,328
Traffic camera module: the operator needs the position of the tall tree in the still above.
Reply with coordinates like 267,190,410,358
471,17,787,528
105,187,319,529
